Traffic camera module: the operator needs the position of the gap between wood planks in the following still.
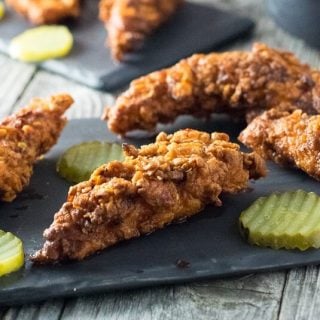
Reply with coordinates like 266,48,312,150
0,54,35,117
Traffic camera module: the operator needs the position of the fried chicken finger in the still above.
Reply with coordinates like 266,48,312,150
104,43,320,135
5,0,80,24
0,94,73,202
99,0,183,61
239,108,320,181
32,129,266,263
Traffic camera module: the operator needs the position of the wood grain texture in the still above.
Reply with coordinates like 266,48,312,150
59,272,285,320
278,267,320,320
209,0,320,67
10,71,115,119
2,300,63,320
1,0,320,319
0,54,35,118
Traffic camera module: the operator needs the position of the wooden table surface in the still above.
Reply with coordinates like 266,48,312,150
1,0,320,319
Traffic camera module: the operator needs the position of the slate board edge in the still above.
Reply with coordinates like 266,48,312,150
1,258,319,307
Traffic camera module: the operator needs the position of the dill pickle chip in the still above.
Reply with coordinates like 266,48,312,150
57,141,125,184
9,25,73,62
0,2,5,20
0,230,24,276
239,190,320,251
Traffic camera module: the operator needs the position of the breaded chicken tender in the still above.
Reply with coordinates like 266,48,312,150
6,0,80,24
99,0,183,61
32,129,266,262
104,43,320,135
0,94,73,202
239,108,320,181
99,0,114,22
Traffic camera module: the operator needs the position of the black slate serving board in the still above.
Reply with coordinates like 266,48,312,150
0,1,254,90
1,116,320,306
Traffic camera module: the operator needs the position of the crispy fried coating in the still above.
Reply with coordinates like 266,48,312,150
99,0,114,22
0,94,73,202
239,108,320,180
104,43,320,135
6,0,80,24
32,129,266,262
99,0,183,61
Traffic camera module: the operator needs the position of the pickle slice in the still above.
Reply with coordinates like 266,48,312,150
239,190,320,251
0,230,24,276
57,141,124,184
9,25,73,62
0,2,5,20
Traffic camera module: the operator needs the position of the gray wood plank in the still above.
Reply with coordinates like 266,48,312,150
0,54,35,117
60,272,285,320
2,300,63,320
10,70,115,119
278,267,320,320
210,0,320,67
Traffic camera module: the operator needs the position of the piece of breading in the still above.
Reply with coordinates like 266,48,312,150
103,43,320,135
6,0,80,24
99,0,114,22
32,129,266,263
0,94,73,202
99,0,183,61
239,108,320,181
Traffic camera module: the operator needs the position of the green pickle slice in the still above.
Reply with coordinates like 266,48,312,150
0,2,5,20
239,190,320,251
57,141,125,183
0,230,24,276
9,25,73,62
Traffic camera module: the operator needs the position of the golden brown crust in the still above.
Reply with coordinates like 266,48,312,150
99,0,183,61
239,108,320,180
0,94,73,202
6,0,80,24
99,0,115,22
104,43,320,135
32,129,266,263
